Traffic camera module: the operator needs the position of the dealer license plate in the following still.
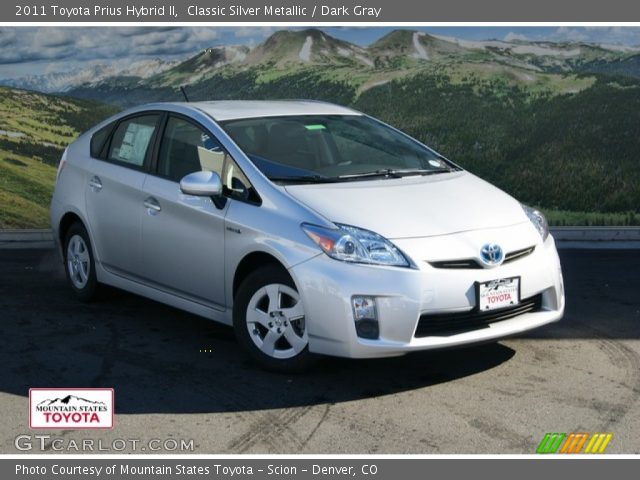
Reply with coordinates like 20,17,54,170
477,277,520,311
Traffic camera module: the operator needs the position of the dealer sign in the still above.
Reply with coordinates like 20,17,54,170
29,388,114,429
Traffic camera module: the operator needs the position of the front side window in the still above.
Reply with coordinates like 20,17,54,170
108,115,159,167
221,115,456,183
157,116,256,202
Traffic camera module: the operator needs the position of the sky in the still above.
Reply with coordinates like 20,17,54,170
1,26,639,79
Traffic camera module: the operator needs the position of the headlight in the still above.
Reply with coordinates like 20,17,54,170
522,205,549,241
301,223,411,267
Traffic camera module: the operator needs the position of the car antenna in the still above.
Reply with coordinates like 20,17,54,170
180,86,190,102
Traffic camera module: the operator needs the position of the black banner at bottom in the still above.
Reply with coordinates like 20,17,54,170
3,458,638,480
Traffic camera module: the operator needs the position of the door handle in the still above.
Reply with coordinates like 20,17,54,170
143,197,161,214
89,176,102,192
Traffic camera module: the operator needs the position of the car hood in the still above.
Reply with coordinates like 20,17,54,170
284,171,528,239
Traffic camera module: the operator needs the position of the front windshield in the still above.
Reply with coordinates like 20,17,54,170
220,114,456,183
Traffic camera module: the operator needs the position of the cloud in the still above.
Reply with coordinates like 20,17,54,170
504,32,529,42
233,27,275,39
549,27,640,45
0,27,228,66
190,29,221,42
113,26,179,37
2,26,640,80
0,29,16,48
34,29,74,48
131,30,189,47
551,27,589,42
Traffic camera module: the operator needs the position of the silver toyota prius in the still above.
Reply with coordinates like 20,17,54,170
50,100,564,371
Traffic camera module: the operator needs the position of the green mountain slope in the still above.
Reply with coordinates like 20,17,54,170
354,74,640,216
581,54,640,78
55,29,640,224
67,28,637,108
0,87,118,228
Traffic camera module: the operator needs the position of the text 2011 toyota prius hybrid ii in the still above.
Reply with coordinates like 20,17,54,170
50,100,564,371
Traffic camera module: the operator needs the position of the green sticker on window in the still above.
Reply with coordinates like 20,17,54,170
305,124,326,130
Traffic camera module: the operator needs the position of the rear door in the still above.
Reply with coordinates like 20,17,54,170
84,113,161,277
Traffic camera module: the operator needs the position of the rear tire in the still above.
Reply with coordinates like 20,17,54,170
63,222,98,302
233,265,317,372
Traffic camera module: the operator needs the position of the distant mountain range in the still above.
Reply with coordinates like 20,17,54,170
2,57,181,93
1,29,639,226
3,29,640,95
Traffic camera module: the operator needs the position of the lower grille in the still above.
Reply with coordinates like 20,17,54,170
428,259,482,269
415,294,543,337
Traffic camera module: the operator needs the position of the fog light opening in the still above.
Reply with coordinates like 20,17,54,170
352,296,379,340
355,319,380,340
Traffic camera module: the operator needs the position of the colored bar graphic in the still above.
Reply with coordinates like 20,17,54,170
560,433,576,453
584,433,613,454
584,434,599,453
572,433,590,453
561,433,589,453
536,433,566,453
537,433,613,454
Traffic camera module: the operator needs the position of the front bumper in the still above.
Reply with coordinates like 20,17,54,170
290,229,564,359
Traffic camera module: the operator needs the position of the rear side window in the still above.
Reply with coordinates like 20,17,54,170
108,115,159,168
90,122,114,159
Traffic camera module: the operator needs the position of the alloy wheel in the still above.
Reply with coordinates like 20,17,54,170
66,234,91,289
245,283,308,359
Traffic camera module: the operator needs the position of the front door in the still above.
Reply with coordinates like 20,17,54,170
140,115,230,308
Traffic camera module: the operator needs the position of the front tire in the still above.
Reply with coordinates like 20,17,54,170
233,265,316,372
63,222,98,302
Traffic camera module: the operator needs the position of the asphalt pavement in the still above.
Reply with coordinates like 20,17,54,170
0,249,638,454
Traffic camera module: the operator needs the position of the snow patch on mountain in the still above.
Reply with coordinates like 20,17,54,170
597,43,640,53
299,36,313,62
511,45,582,57
231,47,247,62
430,34,600,58
430,34,505,50
356,54,374,67
412,32,429,60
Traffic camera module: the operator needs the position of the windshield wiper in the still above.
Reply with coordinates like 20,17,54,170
338,168,456,180
269,167,459,184
267,175,340,184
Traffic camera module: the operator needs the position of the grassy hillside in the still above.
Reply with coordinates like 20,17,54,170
354,73,640,215
8,28,640,226
0,87,118,228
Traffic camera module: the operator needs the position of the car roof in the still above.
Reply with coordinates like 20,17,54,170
166,100,361,121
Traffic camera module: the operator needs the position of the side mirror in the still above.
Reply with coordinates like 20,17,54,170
180,171,222,197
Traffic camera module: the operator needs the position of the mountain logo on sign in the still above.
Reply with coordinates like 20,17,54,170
30,388,114,429
37,395,106,407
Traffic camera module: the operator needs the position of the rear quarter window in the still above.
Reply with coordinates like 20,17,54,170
90,122,114,159
107,115,159,168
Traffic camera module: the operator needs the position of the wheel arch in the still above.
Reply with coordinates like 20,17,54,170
58,211,86,248
232,251,292,301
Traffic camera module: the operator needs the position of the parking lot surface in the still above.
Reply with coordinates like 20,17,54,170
1,249,638,453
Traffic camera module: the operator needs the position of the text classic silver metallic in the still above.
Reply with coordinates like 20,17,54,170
50,100,564,371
